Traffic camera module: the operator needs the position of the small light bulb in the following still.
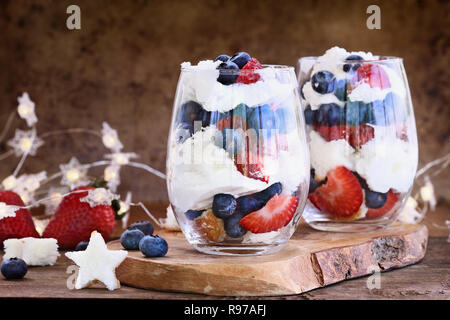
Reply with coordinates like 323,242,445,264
420,185,434,202
20,138,33,152
66,169,80,182
118,200,129,215
104,166,118,181
2,176,16,189
103,135,116,148
405,196,417,209
18,104,30,116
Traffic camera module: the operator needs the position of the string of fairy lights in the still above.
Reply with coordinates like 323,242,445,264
0,93,448,240
0,93,165,232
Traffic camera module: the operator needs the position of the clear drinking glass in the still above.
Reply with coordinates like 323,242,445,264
298,56,418,232
167,63,310,255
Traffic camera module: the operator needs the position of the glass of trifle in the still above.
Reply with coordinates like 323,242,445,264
298,47,418,232
167,52,310,255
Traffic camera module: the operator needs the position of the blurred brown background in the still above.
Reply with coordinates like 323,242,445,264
0,0,448,203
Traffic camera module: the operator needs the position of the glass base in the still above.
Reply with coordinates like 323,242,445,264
307,220,394,233
191,242,286,256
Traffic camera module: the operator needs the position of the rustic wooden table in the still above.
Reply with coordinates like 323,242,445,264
0,203,448,300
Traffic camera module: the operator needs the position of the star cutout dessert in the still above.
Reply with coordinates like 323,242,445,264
65,231,128,291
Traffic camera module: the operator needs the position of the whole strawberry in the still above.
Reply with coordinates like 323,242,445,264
0,190,39,246
42,186,117,250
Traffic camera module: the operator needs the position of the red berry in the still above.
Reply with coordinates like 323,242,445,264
366,190,400,218
352,64,391,89
309,166,363,218
0,191,39,246
42,186,116,250
215,115,246,131
240,194,299,233
235,153,269,183
314,124,374,149
236,58,263,84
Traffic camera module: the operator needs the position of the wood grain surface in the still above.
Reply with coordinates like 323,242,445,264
109,223,428,296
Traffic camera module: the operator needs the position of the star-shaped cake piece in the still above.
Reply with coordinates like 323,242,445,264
65,231,128,291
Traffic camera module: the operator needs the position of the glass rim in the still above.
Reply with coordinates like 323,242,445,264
298,56,404,64
180,64,295,73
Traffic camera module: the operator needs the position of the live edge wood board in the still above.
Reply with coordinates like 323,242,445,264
107,222,428,296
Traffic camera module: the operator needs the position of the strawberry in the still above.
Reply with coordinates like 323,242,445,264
216,115,246,131
236,58,262,84
0,191,39,246
309,166,363,218
351,64,391,90
366,190,400,218
42,186,116,250
240,194,299,233
235,153,269,183
314,124,374,148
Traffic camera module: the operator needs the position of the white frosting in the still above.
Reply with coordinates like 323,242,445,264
181,60,295,112
356,126,417,193
168,127,269,213
303,80,345,110
309,130,355,180
264,132,309,195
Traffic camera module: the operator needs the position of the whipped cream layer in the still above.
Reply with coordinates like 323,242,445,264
168,126,307,214
181,60,296,112
309,126,418,193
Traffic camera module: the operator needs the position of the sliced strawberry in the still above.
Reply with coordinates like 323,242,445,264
240,194,299,233
216,115,246,131
235,158,269,183
366,190,400,218
352,64,391,90
314,124,375,149
236,58,262,84
309,166,363,218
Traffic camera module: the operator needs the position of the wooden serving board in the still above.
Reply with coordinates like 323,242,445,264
108,222,428,296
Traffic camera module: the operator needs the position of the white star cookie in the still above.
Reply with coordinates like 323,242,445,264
65,231,128,291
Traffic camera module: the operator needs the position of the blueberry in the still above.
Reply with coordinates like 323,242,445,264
224,211,247,238
185,209,204,220
120,229,145,250
365,189,388,209
309,169,326,194
343,55,364,72
316,103,342,126
247,104,279,136
344,101,364,126
1,258,27,280
217,61,239,85
230,52,251,69
128,221,154,236
304,107,314,125
139,235,168,257
214,54,230,63
178,101,210,133
311,71,336,94
212,194,237,219
75,241,89,251
334,79,347,101
237,182,282,215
